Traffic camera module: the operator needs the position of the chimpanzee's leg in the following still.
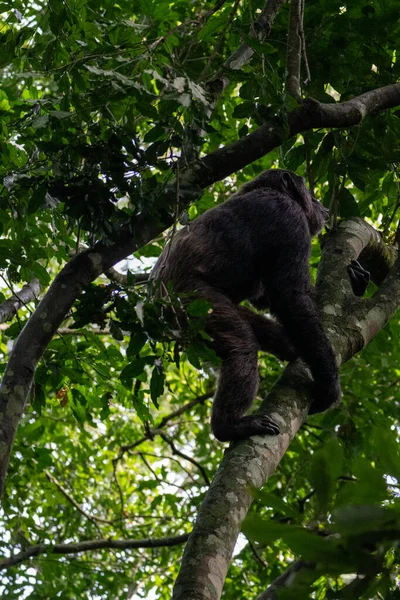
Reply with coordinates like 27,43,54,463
200,287,280,442
238,306,297,361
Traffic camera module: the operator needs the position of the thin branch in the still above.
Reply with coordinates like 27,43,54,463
56,328,111,335
43,468,114,526
105,268,149,286
200,0,241,80
248,540,269,569
139,453,189,494
112,457,127,526
0,533,190,571
129,450,198,484
117,390,213,456
299,0,311,84
285,0,302,99
158,432,211,486
194,83,400,188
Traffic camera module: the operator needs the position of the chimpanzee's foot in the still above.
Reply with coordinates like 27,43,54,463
212,414,280,442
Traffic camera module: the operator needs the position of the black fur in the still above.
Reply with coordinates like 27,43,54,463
152,169,341,442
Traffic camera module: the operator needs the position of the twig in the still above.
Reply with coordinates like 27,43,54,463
304,136,314,194
43,468,113,528
248,540,268,568
129,450,198,484
105,268,149,286
200,0,242,80
158,432,211,485
112,458,127,527
56,328,111,335
139,453,189,494
299,0,311,84
118,390,213,456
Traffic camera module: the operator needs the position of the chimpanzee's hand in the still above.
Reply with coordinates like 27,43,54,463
348,260,370,297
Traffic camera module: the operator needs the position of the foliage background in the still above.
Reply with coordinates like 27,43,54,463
1,0,400,598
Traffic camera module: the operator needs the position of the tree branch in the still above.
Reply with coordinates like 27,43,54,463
285,0,302,99
171,218,400,600
0,532,189,571
194,84,400,188
43,467,114,526
0,279,40,324
104,268,149,286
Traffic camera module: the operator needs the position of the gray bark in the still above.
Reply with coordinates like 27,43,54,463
0,279,40,324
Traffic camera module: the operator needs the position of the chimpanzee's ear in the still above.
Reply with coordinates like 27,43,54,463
283,172,312,208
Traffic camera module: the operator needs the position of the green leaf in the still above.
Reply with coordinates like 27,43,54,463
372,427,400,481
110,319,124,341
309,438,343,516
131,391,151,422
285,145,306,172
186,298,212,317
339,187,360,218
31,262,51,286
243,517,345,565
144,124,166,142
33,447,53,470
28,185,47,214
127,331,147,357
332,505,397,535
120,358,147,385
185,344,201,369
139,243,162,258
191,341,221,365
232,102,254,119
150,365,164,408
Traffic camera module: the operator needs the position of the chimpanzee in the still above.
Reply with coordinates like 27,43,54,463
151,169,369,442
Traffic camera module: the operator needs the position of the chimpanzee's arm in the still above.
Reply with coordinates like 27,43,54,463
267,255,341,414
